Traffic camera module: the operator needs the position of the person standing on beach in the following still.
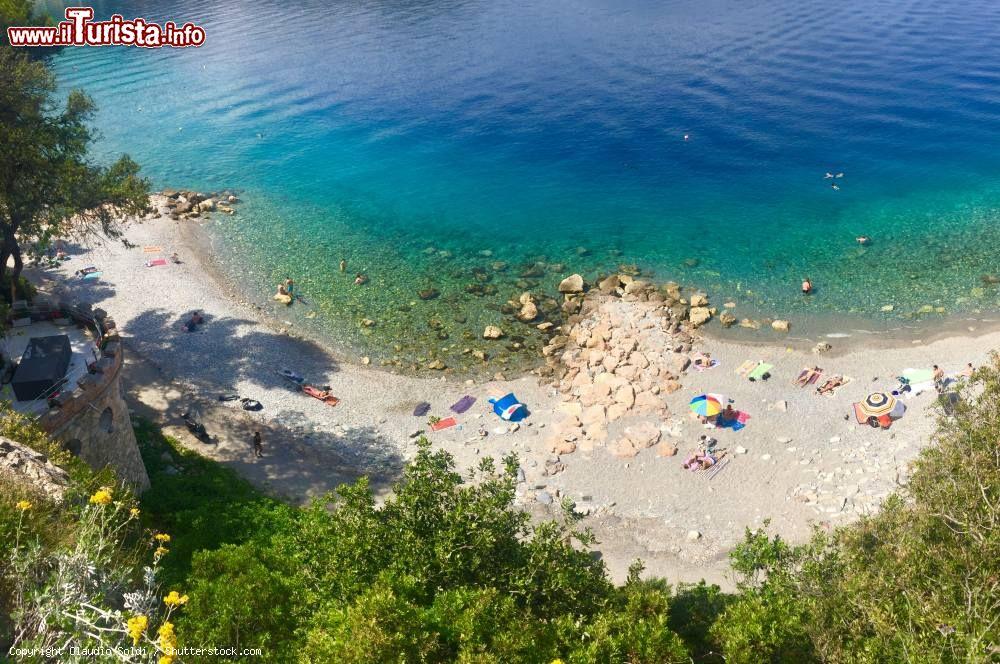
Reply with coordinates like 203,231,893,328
253,431,263,458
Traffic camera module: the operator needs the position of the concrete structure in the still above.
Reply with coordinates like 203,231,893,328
3,299,149,491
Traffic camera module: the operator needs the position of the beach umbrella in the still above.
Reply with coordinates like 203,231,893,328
859,392,897,418
689,394,724,417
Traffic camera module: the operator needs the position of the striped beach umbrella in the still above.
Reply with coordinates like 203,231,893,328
689,394,724,417
859,392,897,418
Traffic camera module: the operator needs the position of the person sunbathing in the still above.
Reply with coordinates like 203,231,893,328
817,375,845,395
795,366,821,387
693,352,713,368
682,449,722,471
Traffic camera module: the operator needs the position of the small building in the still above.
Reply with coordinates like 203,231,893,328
1,299,149,491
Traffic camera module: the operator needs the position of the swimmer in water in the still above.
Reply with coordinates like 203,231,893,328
683,133,690,141
339,258,347,272
831,183,840,191
825,172,834,179
801,278,813,295
354,273,368,286
856,235,870,245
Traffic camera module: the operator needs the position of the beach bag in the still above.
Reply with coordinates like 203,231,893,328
489,393,527,422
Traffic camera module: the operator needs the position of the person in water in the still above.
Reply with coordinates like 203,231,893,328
339,258,347,272
284,278,294,295
856,235,870,245
354,273,368,285
801,278,813,295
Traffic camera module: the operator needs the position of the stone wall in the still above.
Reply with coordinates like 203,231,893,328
17,300,150,492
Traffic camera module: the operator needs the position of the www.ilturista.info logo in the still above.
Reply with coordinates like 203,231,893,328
7,7,205,48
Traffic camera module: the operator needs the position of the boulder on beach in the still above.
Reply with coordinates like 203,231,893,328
688,307,712,328
559,274,585,293
689,292,709,307
771,319,791,332
598,275,621,293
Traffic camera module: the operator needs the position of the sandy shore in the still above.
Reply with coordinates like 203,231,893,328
31,199,994,588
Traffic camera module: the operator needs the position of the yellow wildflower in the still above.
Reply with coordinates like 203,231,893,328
159,656,175,664
130,507,141,518
551,660,565,664
154,533,171,543
89,487,113,505
126,615,148,646
15,500,32,511
158,621,177,653
163,591,189,608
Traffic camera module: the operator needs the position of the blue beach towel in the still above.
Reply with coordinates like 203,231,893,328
413,402,431,417
489,393,527,422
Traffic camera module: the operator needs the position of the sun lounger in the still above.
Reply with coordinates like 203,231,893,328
706,457,730,480
735,360,757,377
142,246,163,253
747,363,773,382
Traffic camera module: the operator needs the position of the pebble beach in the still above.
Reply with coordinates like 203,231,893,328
31,198,997,587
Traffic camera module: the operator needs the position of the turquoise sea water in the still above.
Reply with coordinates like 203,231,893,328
43,0,1000,369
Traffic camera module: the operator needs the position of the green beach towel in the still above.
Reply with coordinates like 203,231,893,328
748,363,773,381
900,368,933,384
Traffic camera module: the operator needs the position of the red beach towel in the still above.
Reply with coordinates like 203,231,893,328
146,258,167,267
430,417,457,431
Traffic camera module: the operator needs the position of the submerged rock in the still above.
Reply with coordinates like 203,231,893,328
418,288,440,300
483,325,505,340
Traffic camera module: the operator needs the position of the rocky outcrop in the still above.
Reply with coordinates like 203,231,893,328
160,189,239,220
0,437,70,501
539,275,702,457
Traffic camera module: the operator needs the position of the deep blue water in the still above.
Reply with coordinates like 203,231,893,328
42,0,1000,365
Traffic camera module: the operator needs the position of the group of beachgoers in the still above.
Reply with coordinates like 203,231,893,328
272,265,370,304
798,236,871,295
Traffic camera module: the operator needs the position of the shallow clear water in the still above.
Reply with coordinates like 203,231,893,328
45,0,1000,369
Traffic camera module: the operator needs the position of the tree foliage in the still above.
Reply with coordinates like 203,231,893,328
0,40,149,299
